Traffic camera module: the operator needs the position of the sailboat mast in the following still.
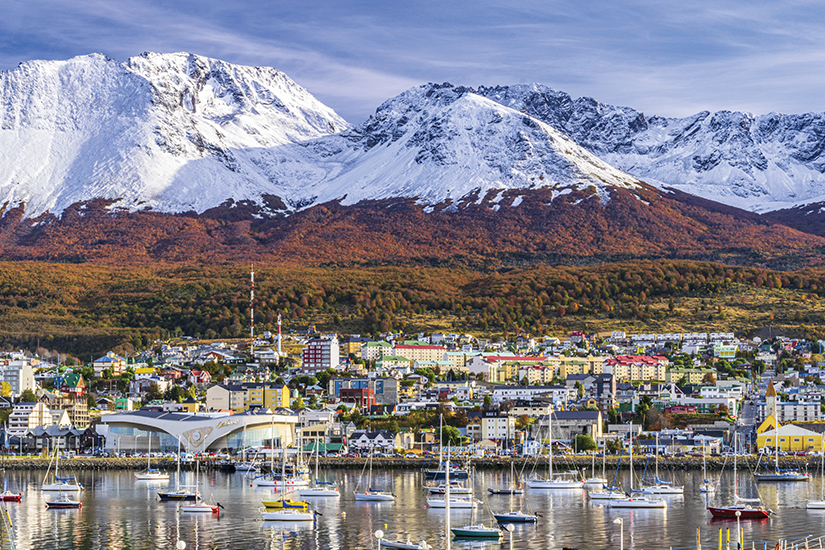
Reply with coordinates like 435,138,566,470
629,422,633,493
548,405,553,478
655,432,659,481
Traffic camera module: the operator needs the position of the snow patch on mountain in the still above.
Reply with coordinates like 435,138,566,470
475,84,825,213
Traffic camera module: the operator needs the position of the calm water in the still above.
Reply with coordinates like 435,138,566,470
5,465,825,550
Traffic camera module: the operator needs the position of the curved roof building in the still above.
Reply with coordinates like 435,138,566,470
99,409,299,453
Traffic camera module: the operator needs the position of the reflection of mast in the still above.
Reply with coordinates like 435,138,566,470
250,265,255,357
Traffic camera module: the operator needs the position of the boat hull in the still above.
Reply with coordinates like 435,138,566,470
808,501,825,509
525,479,583,489
298,488,340,497
260,510,315,521
0,493,22,502
492,511,537,523
179,504,220,513
707,506,770,519
355,492,395,502
426,498,477,509
42,483,82,492
158,492,199,501
46,500,81,509
451,525,501,538
378,540,428,550
610,497,667,509
425,470,469,480
261,499,308,509
487,488,523,495
135,474,170,481
640,485,684,494
753,473,809,482
588,491,625,500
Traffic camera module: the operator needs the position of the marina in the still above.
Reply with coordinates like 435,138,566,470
1,466,825,548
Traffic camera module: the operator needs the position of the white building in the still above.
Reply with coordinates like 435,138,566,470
8,402,52,434
0,360,36,398
491,385,574,406
301,337,340,374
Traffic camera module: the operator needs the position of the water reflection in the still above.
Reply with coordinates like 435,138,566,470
2,467,825,549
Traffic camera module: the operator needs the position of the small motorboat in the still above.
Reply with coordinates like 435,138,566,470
135,469,170,481
259,507,316,521
379,538,431,549
46,495,81,509
0,491,22,502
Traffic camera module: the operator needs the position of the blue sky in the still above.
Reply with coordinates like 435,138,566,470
2,0,824,123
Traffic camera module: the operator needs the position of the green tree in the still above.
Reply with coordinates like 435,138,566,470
483,395,492,411
145,383,163,402
19,389,37,403
292,396,305,410
387,420,400,433
575,434,597,452
634,395,653,428
439,425,462,446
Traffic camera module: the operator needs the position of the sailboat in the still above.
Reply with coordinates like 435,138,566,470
354,447,395,501
588,450,625,500
583,451,608,486
45,493,82,509
807,433,825,509
135,434,170,481
158,439,200,501
0,479,22,502
450,451,502,539
525,406,583,489
754,426,810,482
253,421,308,488
298,440,340,497
492,460,537,523
707,429,771,519
639,433,683,494
609,424,667,509
488,455,523,495
179,459,223,513
42,446,83,492
700,440,715,493
423,419,469,481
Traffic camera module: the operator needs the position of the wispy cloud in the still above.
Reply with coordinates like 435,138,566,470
1,0,825,121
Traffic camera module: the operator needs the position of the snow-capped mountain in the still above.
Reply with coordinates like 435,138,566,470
272,83,642,208
0,52,347,216
4,52,825,219
476,84,825,213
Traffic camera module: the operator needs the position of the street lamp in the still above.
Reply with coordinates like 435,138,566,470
505,523,515,550
613,517,624,550
735,511,742,550
374,530,384,550
176,541,186,550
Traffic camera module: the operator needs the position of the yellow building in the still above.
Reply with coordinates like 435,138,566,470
757,424,824,452
179,398,201,413
666,368,715,385
263,385,292,409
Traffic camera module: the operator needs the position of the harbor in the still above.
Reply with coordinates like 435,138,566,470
2,465,825,549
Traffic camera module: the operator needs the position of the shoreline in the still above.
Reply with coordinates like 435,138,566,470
0,455,812,471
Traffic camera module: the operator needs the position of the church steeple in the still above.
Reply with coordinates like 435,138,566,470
766,379,777,420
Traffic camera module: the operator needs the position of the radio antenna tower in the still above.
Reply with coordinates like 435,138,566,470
250,265,255,358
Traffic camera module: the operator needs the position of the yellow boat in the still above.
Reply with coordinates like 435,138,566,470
261,499,308,509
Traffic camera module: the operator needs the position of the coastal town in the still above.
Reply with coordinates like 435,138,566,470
0,328,820,462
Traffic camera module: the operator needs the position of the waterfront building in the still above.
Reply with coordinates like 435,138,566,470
99,408,299,453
